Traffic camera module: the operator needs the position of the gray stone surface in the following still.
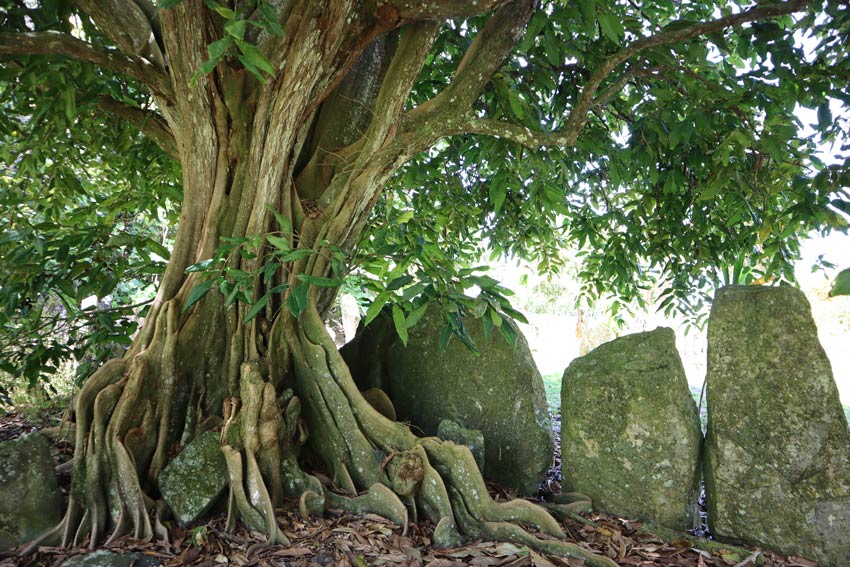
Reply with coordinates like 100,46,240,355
561,328,702,530
61,549,161,567
158,430,228,526
705,285,850,567
0,528,16,552
437,419,485,472
342,307,553,495
0,432,63,545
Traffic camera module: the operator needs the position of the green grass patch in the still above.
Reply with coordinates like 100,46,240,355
541,372,561,412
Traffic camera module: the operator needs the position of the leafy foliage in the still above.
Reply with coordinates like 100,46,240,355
1,0,850,386
377,0,850,326
0,1,181,387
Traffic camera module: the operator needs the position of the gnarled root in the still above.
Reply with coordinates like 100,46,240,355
220,363,289,545
289,303,617,567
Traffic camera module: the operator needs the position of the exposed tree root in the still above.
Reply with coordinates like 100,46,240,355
639,522,764,566
27,294,616,567
286,303,618,567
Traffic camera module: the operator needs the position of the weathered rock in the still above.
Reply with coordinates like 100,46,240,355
61,549,162,567
705,285,850,567
158,430,228,526
342,307,553,495
437,419,485,471
561,327,702,530
0,528,17,552
0,432,63,546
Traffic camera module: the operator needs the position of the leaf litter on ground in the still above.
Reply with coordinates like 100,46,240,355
0,412,819,567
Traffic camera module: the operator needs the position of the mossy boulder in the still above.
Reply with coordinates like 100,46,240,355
705,285,850,567
561,328,702,530
342,307,553,495
158,430,228,526
0,432,63,547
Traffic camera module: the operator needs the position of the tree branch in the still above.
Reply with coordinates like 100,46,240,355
76,0,165,69
411,0,813,153
97,96,178,160
405,0,535,122
377,0,511,21
0,31,172,98
559,0,813,147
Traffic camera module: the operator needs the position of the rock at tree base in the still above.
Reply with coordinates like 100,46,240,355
705,285,850,567
342,308,553,495
158,430,228,526
0,529,16,552
61,550,162,567
561,327,702,530
437,419,486,471
0,432,63,547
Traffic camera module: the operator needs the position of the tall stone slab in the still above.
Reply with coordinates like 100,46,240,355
561,328,702,529
705,285,850,567
342,307,553,495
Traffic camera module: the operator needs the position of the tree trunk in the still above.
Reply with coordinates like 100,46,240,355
26,4,618,565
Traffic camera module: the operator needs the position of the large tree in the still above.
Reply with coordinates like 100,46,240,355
1,1,848,564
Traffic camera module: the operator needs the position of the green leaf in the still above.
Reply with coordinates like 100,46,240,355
364,292,389,326
276,249,313,263
186,259,215,273
236,41,275,80
267,234,291,251
489,182,506,215
829,268,850,297
400,282,427,302
184,278,214,312
262,261,278,283
285,284,309,319
63,88,76,123
257,1,285,37
207,36,233,61
481,311,494,341
439,323,453,351
392,305,408,346
817,102,832,130
204,0,236,18
267,206,292,234
244,293,270,323
405,303,428,328
387,274,414,291
146,239,171,260
225,19,247,40
597,11,625,44
499,320,518,346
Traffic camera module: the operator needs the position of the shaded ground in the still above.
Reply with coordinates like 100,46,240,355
0,411,816,567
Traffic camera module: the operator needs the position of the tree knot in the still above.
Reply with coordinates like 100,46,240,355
385,450,424,497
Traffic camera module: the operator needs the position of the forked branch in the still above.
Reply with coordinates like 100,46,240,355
402,0,813,153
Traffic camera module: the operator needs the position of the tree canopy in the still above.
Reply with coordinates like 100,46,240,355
0,0,849,559
2,0,848,385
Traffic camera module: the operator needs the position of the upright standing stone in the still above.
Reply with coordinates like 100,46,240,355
0,432,63,547
705,285,850,567
561,328,702,529
342,307,553,495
